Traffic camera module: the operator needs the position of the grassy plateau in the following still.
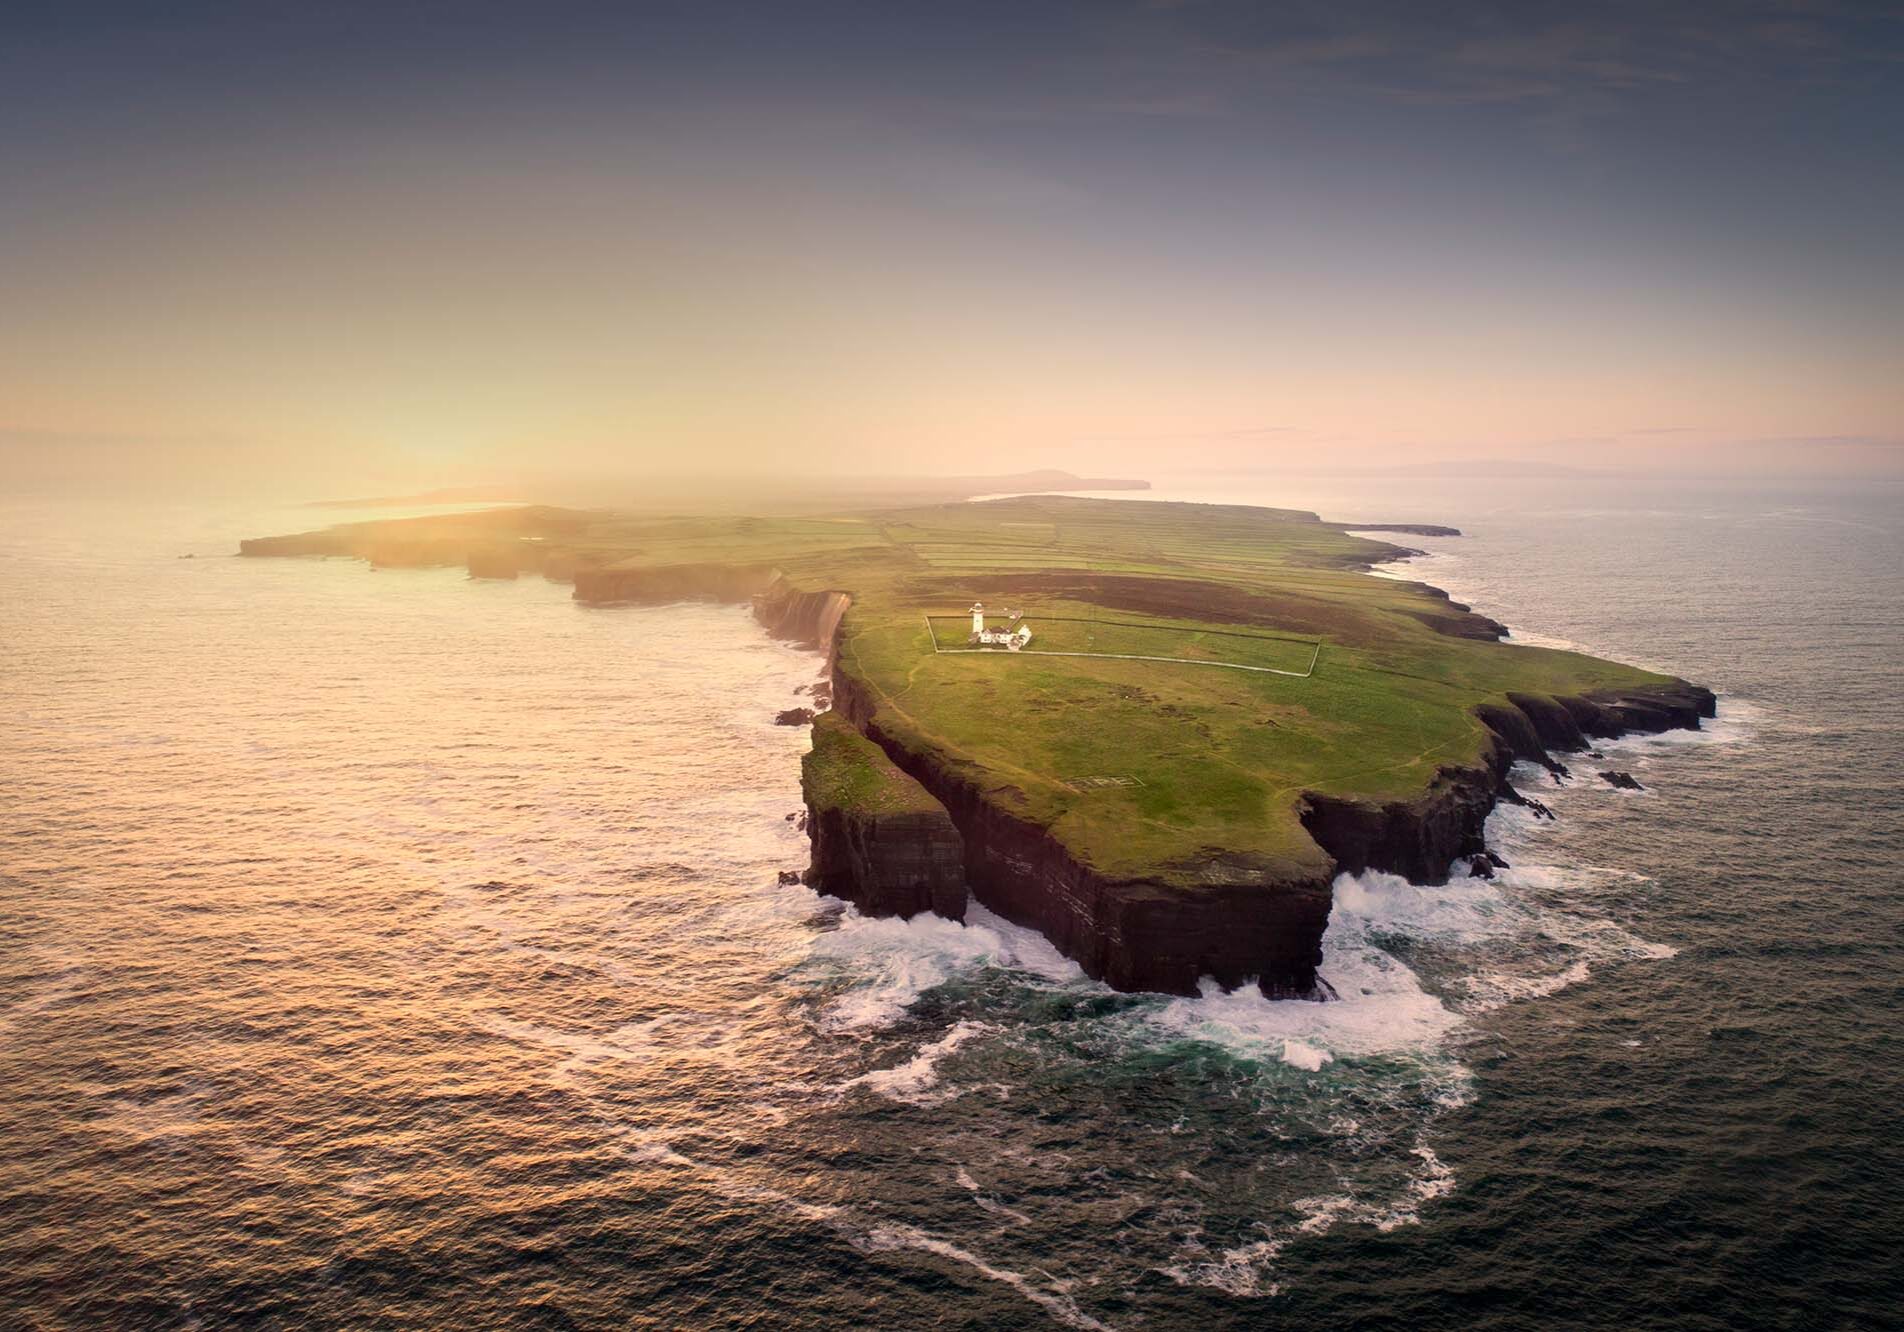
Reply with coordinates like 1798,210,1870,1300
243,494,1683,891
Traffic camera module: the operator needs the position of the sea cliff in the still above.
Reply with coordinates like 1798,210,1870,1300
802,712,966,921
585,549,1713,998
1300,680,1715,884
823,636,1711,996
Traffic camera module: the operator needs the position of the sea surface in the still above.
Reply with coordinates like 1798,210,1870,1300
1,477,1899,1330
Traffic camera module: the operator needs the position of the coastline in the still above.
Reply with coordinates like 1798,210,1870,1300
242,495,1716,1001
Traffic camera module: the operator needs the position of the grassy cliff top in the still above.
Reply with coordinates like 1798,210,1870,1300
802,711,946,816
247,495,1682,886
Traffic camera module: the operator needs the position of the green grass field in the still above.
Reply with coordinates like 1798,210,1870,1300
926,613,1321,675
802,711,943,815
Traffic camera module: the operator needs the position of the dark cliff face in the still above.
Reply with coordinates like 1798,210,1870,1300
826,619,1711,995
1390,582,1511,640
752,581,851,654
564,568,961,926
1336,523,1464,537
804,806,966,921
1300,767,1502,885
566,565,850,653
798,706,965,924
1300,681,1717,889
940,792,1331,998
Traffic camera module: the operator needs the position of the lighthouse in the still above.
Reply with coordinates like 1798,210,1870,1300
965,601,1035,651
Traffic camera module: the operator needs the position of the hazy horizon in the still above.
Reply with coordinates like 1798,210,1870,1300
4,1,1900,493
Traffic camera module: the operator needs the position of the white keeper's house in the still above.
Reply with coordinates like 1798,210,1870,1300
969,602,1033,651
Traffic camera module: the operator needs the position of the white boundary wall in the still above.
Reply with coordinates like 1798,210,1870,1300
923,616,1321,679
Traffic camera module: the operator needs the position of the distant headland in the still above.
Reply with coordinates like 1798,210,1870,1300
300,469,1147,514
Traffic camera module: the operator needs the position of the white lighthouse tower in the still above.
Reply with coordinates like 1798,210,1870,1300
971,602,986,636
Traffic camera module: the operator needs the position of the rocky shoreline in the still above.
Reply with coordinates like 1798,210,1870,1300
1298,680,1714,887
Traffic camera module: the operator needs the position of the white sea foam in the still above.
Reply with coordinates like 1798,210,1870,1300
603,1123,844,1223
1162,1233,1287,1298
1168,1134,1459,1298
854,1223,1115,1332
1140,871,1470,1071
844,1021,989,1103
1279,1039,1332,1071
803,901,1087,1032
1608,694,1761,750
1367,548,1462,584
964,902,1091,984
1135,818,1682,1135
804,910,1009,1031
1291,1140,1455,1235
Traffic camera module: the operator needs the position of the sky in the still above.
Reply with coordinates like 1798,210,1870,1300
3,0,1901,495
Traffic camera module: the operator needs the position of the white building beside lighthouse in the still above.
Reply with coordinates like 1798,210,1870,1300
968,602,1033,651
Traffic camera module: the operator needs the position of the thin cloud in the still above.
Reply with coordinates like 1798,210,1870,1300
1106,0,1901,116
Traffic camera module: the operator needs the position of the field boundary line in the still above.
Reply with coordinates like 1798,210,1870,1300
924,611,1316,646
923,615,1321,678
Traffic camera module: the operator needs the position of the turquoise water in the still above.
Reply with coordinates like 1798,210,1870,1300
1,480,1898,1329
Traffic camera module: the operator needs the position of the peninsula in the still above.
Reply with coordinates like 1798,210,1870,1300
241,495,1713,998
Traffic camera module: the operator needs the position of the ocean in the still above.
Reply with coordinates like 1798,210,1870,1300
1,476,1898,1330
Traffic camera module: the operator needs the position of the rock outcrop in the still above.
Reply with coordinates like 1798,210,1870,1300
801,712,966,921
1339,523,1463,537
752,579,851,652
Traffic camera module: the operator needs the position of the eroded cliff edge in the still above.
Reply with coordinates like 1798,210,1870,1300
802,712,966,921
821,666,1712,998
1297,681,1716,884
